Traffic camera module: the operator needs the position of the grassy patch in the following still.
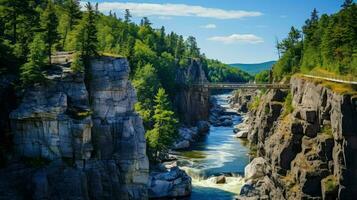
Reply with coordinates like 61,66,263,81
67,107,92,120
283,92,294,116
248,95,261,111
320,124,333,139
322,175,338,193
295,73,357,95
249,144,258,158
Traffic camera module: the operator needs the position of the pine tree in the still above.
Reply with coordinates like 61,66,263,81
145,88,178,161
74,2,98,57
41,0,60,64
61,0,81,48
124,9,132,23
185,36,200,58
20,33,46,85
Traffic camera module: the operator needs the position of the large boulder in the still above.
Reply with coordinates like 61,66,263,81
244,157,270,182
148,167,192,198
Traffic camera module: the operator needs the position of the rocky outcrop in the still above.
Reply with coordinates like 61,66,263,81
10,66,92,161
174,59,210,126
2,57,149,200
240,76,357,200
210,97,234,127
89,57,149,198
148,167,192,198
229,89,258,113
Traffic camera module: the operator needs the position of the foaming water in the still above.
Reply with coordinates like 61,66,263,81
175,94,250,199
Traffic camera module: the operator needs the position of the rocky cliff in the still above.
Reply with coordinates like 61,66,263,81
174,59,210,126
0,57,149,200
237,76,357,200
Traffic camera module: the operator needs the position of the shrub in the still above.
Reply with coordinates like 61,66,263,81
283,92,294,116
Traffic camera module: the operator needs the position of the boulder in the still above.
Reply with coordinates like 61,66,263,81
244,157,269,181
149,167,192,198
216,175,226,184
197,121,210,134
221,119,233,127
235,130,248,138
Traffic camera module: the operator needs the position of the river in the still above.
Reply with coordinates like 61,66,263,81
175,94,250,200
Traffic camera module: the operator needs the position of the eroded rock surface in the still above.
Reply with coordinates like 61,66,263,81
2,57,149,200
238,76,357,200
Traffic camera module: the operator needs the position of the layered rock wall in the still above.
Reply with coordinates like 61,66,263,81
1,57,149,200
238,76,357,200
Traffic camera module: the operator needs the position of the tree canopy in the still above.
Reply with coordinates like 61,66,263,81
273,3,357,80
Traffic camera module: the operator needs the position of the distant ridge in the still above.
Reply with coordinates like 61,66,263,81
229,61,276,75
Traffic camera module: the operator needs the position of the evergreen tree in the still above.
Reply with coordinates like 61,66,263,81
20,33,46,85
124,9,132,23
41,1,60,63
133,63,160,127
185,36,200,58
61,0,81,49
145,88,178,161
74,2,98,57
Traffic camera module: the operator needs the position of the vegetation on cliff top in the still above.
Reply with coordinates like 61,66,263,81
273,2,357,80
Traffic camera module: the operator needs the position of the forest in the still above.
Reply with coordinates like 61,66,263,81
273,1,357,80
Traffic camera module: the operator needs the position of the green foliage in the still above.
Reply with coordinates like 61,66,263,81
274,4,357,80
255,70,270,83
70,53,84,72
248,95,261,111
133,63,161,127
207,59,252,83
40,1,60,63
283,92,294,116
20,34,47,86
73,2,98,57
322,175,338,193
146,88,178,161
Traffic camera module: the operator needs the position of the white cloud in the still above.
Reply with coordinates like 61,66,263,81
280,15,287,18
157,16,172,20
208,34,264,44
201,24,217,29
96,2,262,19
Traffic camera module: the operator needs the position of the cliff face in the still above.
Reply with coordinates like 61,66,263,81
174,59,210,126
239,76,357,200
1,57,149,200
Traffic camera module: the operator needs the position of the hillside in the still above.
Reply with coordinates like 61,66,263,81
229,61,275,75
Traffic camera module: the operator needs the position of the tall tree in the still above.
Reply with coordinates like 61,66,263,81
20,33,46,85
40,0,60,64
124,9,132,23
74,2,98,57
145,88,178,161
185,36,200,58
61,0,81,49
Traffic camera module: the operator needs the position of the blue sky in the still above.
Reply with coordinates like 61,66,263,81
86,0,344,64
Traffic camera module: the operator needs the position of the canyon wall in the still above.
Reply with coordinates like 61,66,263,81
237,76,357,200
174,59,210,126
0,57,149,200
